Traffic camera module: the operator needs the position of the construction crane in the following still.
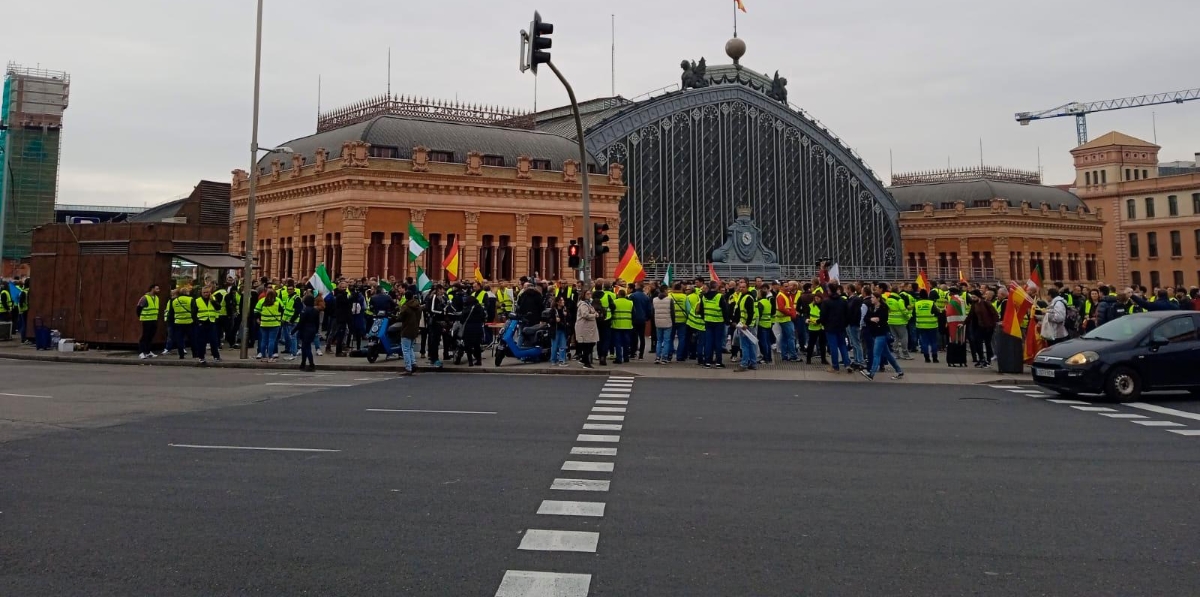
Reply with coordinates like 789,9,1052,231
1015,87,1200,146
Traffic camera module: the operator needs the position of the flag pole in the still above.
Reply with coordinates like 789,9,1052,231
733,0,738,37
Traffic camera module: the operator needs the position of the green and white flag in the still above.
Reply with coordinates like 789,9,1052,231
308,263,333,296
415,266,433,292
378,279,394,293
663,263,674,285
408,222,429,262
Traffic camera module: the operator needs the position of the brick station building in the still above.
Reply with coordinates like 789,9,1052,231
229,97,626,283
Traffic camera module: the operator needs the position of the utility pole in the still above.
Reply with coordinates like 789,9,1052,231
239,0,265,360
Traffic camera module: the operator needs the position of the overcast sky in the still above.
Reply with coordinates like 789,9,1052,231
6,0,1200,207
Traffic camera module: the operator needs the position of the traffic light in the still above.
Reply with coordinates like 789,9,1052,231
527,11,554,74
568,239,581,269
593,223,610,258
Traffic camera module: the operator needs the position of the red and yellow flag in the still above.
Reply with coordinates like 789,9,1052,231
708,262,722,283
958,270,968,286
735,0,747,13
1024,314,1047,364
444,239,461,282
473,263,484,283
615,243,646,283
1001,281,1033,338
916,269,931,292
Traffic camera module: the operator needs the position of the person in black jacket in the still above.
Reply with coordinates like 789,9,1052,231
296,295,320,371
459,294,487,367
819,284,852,373
861,293,903,381
331,280,353,357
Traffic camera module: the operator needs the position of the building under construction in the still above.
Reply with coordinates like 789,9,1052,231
1,62,70,267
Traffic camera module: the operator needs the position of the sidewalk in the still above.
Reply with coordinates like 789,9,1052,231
0,341,1033,385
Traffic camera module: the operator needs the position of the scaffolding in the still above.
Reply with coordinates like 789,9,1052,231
1,62,69,260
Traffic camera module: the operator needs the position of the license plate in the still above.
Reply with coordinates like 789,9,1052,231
1034,368,1056,378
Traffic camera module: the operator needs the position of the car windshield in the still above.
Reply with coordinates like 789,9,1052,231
1083,315,1157,341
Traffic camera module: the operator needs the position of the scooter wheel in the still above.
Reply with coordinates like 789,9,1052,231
494,349,505,367
454,350,464,366
366,345,380,364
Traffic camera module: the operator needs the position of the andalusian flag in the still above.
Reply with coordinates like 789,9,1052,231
1001,281,1033,338
308,263,333,296
415,266,433,292
379,279,394,293
408,222,429,262
1027,263,1043,291
615,243,646,283
444,239,461,281
915,269,931,292
474,263,485,283
735,0,747,13
662,264,674,285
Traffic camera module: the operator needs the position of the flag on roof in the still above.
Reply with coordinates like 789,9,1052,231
444,239,461,282
615,243,646,283
408,222,429,262
735,0,747,13
308,263,333,296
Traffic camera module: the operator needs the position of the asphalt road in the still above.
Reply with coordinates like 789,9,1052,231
2,368,1198,596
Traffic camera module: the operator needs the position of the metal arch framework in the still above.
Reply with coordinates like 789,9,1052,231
585,85,901,269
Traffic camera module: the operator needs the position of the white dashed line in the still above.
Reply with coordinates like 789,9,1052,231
576,434,620,443
988,385,1020,389
550,478,611,492
1124,402,1200,422
1047,399,1091,405
1099,413,1148,419
1070,406,1117,412
1131,420,1185,427
561,461,614,472
518,530,600,553
587,414,625,421
265,382,353,387
1008,389,1046,394
366,409,497,415
1168,430,1200,436
168,444,339,453
494,570,591,597
571,447,617,456
0,392,53,399
537,500,606,517
582,423,623,431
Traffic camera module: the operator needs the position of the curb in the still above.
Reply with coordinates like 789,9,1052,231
0,349,632,377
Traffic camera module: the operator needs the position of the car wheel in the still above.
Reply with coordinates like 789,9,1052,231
1102,366,1141,402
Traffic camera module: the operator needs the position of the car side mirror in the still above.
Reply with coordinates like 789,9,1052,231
1149,338,1169,349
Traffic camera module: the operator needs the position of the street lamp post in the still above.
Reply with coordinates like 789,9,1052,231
238,0,265,360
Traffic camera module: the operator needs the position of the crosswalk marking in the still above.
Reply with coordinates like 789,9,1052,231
1132,420,1185,427
561,461,614,472
1070,406,1117,412
494,570,591,597
1168,430,1200,436
550,478,611,492
1047,399,1091,405
588,414,624,421
582,423,623,431
595,400,628,405
598,393,630,398
576,434,620,443
537,500,606,517
571,446,617,456
592,407,626,413
607,376,636,380
518,529,599,553
1099,413,1148,419
1124,402,1200,422
988,385,1020,389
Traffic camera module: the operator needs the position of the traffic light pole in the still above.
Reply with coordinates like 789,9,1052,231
544,60,592,287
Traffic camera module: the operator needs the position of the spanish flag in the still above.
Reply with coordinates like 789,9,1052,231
615,243,646,283
915,269,931,292
1023,313,1047,364
444,239,461,282
1001,281,1033,338
735,0,747,13
474,263,484,283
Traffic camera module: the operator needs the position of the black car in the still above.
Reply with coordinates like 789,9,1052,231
1031,311,1200,401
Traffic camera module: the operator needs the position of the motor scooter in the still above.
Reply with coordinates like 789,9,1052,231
494,312,552,366
364,312,404,364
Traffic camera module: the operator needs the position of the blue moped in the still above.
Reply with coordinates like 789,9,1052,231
494,312,552,366
364,312,404,364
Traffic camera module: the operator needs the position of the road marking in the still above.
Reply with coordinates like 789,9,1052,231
561,461,614,472
598,393,630,399
0,392,53,399
608,376,635,380
168,444,339,453
576,434,620,443
537,500,606,517
582,423,623,431
600,388,630,393
1125,402,1200,422
1008,389,1046,394
354,378,391,381
571,446,617,456
595,400,628,405
518,529,599,553
988,385,1020,389
1131,420,1185,427
1168,430,1200,436
551,478,611,491
494,570,591,597
587,414,624,421
1047,399,1091,405
603,381,633,386
592,407,626,413
366,409,497,415
1070,406,1117,412
265,383,353,387
1099,413,1148,419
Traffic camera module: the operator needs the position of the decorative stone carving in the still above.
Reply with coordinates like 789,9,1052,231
954,201,966,216
341,140,371,168
607,163,624,185
516,155,533,180
270,159,283,182
922,202,935,217
314,148,328,173
412,146,430,172
605,215,620,228
290,153,306,178
1077,205,1086,217
994,236,1009,245
271,216,280,235
464,211,480,225
292,213,301,228
1021,201,1031,215
410,209,427,223
343,206,368,220
710,207,781,274
561,214,574,228
1058,204,1069,217
316,211,325,227
990,198,1009,215
231,169,248,190
1040,202,1051,216
515,213,530,226
562,159,579,183
465,151,484,176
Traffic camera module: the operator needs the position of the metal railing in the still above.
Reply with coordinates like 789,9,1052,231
637,264,998,285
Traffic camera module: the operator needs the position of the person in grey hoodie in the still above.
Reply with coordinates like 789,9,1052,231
651,287,674,364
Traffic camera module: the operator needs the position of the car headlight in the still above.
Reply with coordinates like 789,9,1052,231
1064,351,1099,366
